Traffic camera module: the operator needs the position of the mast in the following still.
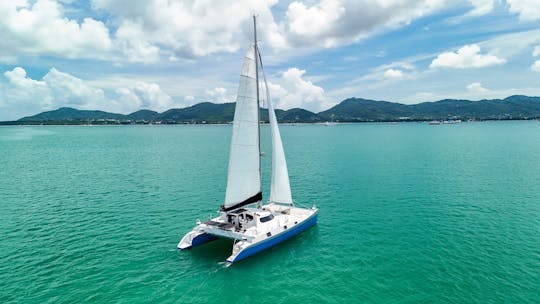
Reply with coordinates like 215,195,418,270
253,15,262,206
221,16,263,212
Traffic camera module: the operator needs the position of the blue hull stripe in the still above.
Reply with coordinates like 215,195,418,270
182,233,217,250
229,212,318,262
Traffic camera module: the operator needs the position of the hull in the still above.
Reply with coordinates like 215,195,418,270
226,211,318,263
178,230,218,250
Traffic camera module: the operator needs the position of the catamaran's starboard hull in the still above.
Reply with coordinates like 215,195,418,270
226,211,318,263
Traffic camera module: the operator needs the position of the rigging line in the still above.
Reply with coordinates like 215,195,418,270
257,47,272,107
253,15,263,207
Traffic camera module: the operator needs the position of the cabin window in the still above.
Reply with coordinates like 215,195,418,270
260,214,274,223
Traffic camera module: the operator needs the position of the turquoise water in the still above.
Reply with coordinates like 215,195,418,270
1,122,539,303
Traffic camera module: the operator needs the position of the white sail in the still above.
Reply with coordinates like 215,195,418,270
223,45,261,209
263,69,293,204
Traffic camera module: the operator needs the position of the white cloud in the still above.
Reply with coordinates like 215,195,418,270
469,0,495,16
383,68,404,79
116,82,175,112
479,28,540,58
533,45,540,57
532,60,540,72
0,67,180,120
284,0,448,48
114,20,160,63
467,0,495,16
0,67,112,120
447,0,495,22
92,0,284,62
184,95,195,107
467,82,489,93
1,67,53,119
0,0,111,62
205,87,233,103
267,67,329,112
44,68,107,107
430,44,506,69
285,0,345,47
507,0,540,21
0,0,516,65
86,0,462,61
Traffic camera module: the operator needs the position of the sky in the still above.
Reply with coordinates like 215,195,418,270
1,0,540,121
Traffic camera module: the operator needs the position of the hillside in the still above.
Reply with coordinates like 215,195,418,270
9,95,540,125
18,107,125,122
320,95,540,121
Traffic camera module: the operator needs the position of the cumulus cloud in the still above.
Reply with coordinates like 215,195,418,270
467,82,489,93
0,67,112,120
2,68,53,119
267,67,329,112
116,82,175,112
114,20,160,63
383,68,404,79
1,0,526,65
205,87,233,103
533,45,540,57
430,44,506,69
284,0,447,48
90,0,458,61
507,0,540,21
0,67,178,120
92,0,284,62
44,68,107,106
532,60,540,72
0,0,111,62
0,0,285,63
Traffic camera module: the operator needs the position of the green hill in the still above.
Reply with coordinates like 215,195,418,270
126,109,159,121
319,98,410,121
278,108,323,122
9,95,540,125
19,107,125,122
320,95,540,121
157,102,236,123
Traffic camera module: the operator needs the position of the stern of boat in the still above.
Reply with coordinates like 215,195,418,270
177,227,217,250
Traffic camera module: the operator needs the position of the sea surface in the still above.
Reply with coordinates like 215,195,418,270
1,122,539,303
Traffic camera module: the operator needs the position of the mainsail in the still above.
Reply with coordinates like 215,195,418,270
223,45,262,211
259,52,293,204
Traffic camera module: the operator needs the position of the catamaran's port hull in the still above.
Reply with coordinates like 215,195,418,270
177,231,217,250
226,211,318,263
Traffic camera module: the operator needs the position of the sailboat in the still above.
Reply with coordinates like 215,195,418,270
178,16,318,263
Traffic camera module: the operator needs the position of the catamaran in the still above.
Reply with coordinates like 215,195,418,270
178,16,318,263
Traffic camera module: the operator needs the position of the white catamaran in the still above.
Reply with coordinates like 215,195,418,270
178,16,318,263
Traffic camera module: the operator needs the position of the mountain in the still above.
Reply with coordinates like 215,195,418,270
278,108,323,122
407,95,540,120
8,95,540,125
19,107,125,122
157,102,236,123
126,109,159,121
155,103,322,123
319,98,410,121
320,95,540,121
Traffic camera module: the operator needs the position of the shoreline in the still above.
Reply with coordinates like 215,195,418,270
1,118,539,126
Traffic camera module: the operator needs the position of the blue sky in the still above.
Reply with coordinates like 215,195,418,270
1,0,540,120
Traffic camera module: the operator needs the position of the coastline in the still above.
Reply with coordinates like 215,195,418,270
2,117,539,126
